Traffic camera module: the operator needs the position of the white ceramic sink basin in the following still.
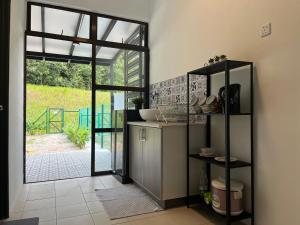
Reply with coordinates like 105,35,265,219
139,109,160,121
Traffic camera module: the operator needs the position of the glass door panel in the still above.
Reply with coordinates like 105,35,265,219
93,90,125,173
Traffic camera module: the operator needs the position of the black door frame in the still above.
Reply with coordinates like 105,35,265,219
24,1,149,179
0,0,11,220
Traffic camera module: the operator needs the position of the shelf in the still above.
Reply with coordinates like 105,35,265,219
191,198,252,223
189,154,251,168
189,112,252,116
188,60,252,76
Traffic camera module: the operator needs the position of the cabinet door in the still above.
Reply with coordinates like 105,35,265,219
129,126,142,184
143,127,162,199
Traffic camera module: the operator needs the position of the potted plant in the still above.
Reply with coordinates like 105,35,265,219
220,54,227,61
132,97,144,110
203,191,213,205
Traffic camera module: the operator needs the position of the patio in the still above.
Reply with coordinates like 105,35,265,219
26,134,111,183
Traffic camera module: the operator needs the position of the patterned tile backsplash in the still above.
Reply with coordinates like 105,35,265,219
150,74,207,123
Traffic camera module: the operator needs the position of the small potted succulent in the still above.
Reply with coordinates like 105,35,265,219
132,97,144,110
208,58,214,65
220,54,227,61
214,55,220,63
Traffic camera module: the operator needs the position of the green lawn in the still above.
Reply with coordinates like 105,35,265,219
26,84,110,132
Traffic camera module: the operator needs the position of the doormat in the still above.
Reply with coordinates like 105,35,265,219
95,184,163,220
2,218,39,225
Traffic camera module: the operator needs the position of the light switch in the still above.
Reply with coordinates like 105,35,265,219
261,23,272,38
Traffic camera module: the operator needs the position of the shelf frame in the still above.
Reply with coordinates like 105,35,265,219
186,60,254,225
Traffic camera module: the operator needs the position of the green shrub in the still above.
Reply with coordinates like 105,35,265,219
64,126,90,149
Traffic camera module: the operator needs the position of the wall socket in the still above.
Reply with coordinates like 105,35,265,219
261,23,272,37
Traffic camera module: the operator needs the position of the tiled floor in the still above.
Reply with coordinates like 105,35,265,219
3,176,245,225
26,150,111,183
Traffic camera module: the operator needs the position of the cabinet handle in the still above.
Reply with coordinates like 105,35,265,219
140,128,146,142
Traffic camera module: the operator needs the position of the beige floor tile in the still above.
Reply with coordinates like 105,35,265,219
56,193,85,207
10,200,26,213
56,203,89,219
111,211,169,224
22,208,56,222
24,198,55,211
98,176,122,189
55,186,82,197
55,180,79,190
87,201,105,214
29,183,55,193
83,192,99,202
79,180,105,194
39,220,57,225
57,214,94,225
91,212,111,225
27,191,55,201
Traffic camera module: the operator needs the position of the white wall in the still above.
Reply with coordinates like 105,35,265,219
149,0,300,225
9,0,26,211
33,0,150,22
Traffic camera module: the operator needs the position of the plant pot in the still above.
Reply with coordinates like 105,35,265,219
134,103,142,110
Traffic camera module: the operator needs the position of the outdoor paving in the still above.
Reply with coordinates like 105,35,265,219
26,134,111,183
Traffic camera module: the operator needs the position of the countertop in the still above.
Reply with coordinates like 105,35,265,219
127,121,205,128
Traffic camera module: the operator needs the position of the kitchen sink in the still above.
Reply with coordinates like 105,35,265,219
139,109,160,121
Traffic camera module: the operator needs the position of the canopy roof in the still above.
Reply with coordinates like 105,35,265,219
27,5,143,64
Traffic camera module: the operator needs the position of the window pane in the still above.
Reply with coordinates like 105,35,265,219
27,36,43,52
45,38,72,55
96,47,145,87
95,132,112,172
97,17,145,46
72,43,92,58
30,5,90,39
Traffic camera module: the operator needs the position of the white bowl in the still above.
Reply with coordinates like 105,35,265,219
139,109,160,121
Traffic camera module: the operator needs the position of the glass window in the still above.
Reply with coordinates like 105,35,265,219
97,17,145,46
96,47,145,87
30,5,90,39
27,36,43,52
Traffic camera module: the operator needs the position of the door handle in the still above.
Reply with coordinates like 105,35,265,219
0,105,4,111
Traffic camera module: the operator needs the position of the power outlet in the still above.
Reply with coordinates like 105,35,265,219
261,23,272,37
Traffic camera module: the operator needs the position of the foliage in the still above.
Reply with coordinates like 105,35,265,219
26,56,125,89
132,96,144,105
202,192,212,205
26,121,45,135
64,126,90,149
26,84,110,134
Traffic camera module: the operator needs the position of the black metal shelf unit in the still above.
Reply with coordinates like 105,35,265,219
186,60,254,225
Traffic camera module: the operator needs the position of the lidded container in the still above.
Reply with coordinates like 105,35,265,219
211,178,244,216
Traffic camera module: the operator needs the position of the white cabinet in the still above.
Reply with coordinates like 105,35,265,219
129,123,205,205
129,126,162,200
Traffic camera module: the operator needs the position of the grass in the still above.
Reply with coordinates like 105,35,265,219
26,84,110,131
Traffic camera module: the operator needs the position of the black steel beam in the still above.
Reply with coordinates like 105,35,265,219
96,19,117,56
95,84,145,92
26,51,112,65
69,14,83,56
41,6,45,53
26,30,148,52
